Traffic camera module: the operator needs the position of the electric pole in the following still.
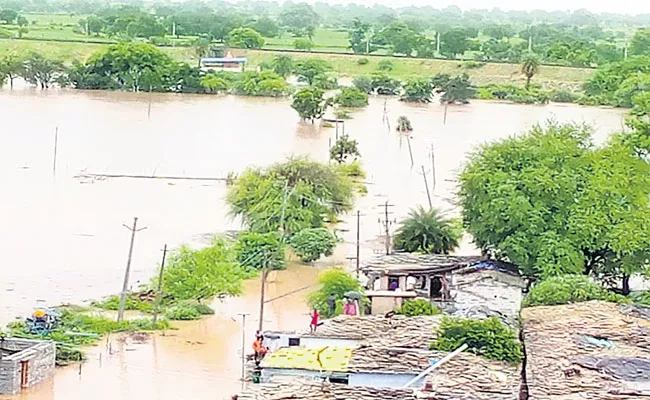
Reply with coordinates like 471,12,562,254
379,201,395,255
152,244,169,325
430,143,437,193
238,313,250,382
420,165,433,210
258,259,268,332
117,217,147,322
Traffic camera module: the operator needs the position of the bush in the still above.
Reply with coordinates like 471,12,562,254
235,231,285,271
290,228,338,263
353,75,373,94
401,77,434,103
294,38,314,51
523,275,630,307
335,109,352,119
308,269,363,318
192,303,215,315
357,58,369,65
92,294,153,313
431,317,523,363
476,84,549,104
378,59,394,71
395,299,441,316
164,305,201,320
335,87,369,107
550,89,581,103
313,73,339,90
370,73,402,95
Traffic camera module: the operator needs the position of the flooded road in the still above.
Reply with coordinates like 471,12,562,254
0,87,625,399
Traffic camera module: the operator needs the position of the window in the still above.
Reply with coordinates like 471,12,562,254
288,337,301,347
388,277,400,291
430,277,443,299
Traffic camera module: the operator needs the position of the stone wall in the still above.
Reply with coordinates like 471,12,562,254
450,270,525,322
0,338,56,395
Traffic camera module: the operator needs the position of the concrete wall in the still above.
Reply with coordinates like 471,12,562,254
370,296,405,315
0,339,56,395
450,271,524,320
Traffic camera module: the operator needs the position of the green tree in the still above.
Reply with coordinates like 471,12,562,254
523,275,628,307
22,53,65,89
271,55,294,78
280,3,318,39
630,28,650,57
0,9,17,24
293,38,314,51
371,73,401,95
235,232,285,271
200,74,230,93
159,237,248,301
294,58,330,86
459,122,650,290
228,27,264,49
352,75,373,94
16,15,27,26
396,116,413,134
330,134,361,164
192,38,212,66
334,87,368,107
291,86,330,122
521,53,540,88
253,17,281,38
348,18,373,54
0,52,23,89
394,206,462,254
232,71,289,97
401,77,434,103
436,74,475,104
226,157,354,237
440,28,470,59
308,269,363,317
290,228,337,263
378,22,421,56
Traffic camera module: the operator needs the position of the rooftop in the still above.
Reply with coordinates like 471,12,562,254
304,314,443,349
522,301,650,399
362,254,481,275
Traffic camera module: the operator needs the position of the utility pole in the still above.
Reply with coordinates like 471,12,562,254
430,143,437,193
420,165,433,210
356,210,361,276
258,259,268,332
117,217,147,322
152,244,168,325
436,32,441,55
406,135,414,168
238,313,250,382
379,201,395,255
52,127,58,178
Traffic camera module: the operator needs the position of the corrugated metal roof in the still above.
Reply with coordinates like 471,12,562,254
261,346,353,372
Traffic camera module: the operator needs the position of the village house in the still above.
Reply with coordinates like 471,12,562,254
523,301,650,399
361,254,526,323
0,337,55,395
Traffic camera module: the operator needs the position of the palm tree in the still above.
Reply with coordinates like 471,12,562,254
396,116,413,134
521,53,540,89
193,38,212,67
393,206,462,254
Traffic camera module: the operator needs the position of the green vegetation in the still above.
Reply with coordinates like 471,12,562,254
521,53,541,88
434,73,475,104
293,58,331,86
228,27,264,49
582,57,650,107
91,294,153,313
308,269,363,318
158,237,251,302
330,135,361,164
290,228,338,263
431,317,523,363
523,275,629,307
401,77,434,103
459,122,650,290
291,86,330,122
226,157,354,238
394,206,462,254
235,231,285,271
477,84,550,105
334,87,368,108
396,116,413,134
395,299,441,316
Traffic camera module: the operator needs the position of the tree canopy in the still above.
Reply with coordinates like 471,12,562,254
630,28,650,57
459,122,650,290
228,27,264,49
394,206,462,254
291,86,330,122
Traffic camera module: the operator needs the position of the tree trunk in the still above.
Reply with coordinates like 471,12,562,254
526,76,531,89
622,274,631,296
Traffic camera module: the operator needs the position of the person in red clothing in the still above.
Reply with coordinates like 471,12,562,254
309,309,319,333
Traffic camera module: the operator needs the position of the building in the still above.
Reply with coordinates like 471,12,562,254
200,51,247,71
361,254,525,322
0,338,56,395
523,301,650,399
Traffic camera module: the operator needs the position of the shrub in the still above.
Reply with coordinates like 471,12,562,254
192,303,215,315
357,58,369,65
313,73,339,90
550,89,581,103
330,134,361,163
235,231,285,271
308,269,363,318
294,38,314,51
91,294,153,313
477,84,549,104
523,275,630,307
431,317,523,363
401,77,434,103
164,305,201,320
395,299,441,316
335,87,369,107
353,75,373,94
378,59,394,71
334,109,352,119
290,228,338,263
371,73,401,95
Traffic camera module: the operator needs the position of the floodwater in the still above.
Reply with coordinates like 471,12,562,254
0,86,625,400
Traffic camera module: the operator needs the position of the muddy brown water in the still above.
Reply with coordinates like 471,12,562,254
0,87,624,400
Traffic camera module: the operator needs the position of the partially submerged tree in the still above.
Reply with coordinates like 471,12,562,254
293,58,331,86
0,52,23,89
396,116,413,134
235,232,285,271
22,53,65,89
394,206,462,254
291,86,331,123
330,134,361,164
290,228,337,263
521,53,541,88
401,77,434,103
459,122,650,292
334,87,368,107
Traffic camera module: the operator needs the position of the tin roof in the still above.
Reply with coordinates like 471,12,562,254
261,346,353,372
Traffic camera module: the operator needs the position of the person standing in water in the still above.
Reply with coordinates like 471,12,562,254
309,309,319,333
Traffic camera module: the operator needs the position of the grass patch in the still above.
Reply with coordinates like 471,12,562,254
91,294,154,313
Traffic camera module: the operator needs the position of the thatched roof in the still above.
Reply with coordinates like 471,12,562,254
522,301,650,399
